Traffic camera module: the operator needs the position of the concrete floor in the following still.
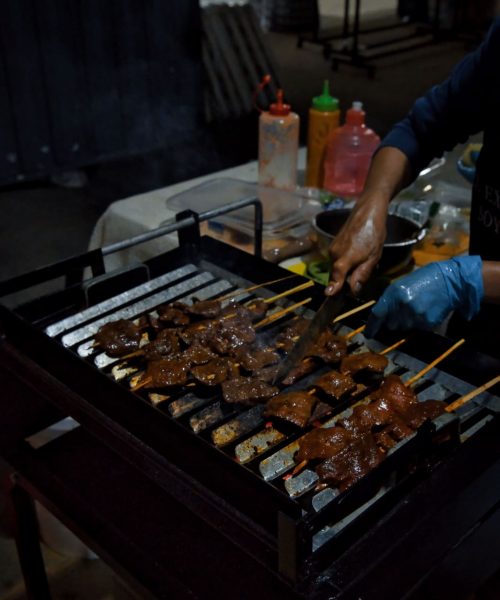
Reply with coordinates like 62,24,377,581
0,17,481,600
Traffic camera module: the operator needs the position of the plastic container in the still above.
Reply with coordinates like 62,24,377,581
258,90,300,191
323,101,380,198
306,81,340,188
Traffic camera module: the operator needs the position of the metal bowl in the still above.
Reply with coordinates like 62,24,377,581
313,209,426,275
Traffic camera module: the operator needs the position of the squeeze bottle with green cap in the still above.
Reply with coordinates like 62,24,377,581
323,101,380,198
306,81,340,188
258,86,300,191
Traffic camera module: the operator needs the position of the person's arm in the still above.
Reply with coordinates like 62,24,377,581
326,19,500,297
483,262,500,304
325,147,411,296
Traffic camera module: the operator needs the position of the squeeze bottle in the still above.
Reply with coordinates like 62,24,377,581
306,81,340,188
258,87,300,191
323,102,380,198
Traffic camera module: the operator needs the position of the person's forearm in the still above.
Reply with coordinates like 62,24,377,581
358,146,412,207
482,261,500,304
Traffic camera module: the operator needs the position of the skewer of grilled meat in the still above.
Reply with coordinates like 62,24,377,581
294,375,446,488
340,351,389,376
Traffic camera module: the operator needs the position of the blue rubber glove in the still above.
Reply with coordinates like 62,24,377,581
365,256,484,338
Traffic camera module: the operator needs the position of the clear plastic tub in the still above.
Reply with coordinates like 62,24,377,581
166,178,316,235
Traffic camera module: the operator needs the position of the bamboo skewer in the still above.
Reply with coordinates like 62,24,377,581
333,300,376,324
380,338,408,356
405,339,466,388
260,280,314,304
254,298,312,329
216,274,298,302
345,326,366,341
446,375,500,413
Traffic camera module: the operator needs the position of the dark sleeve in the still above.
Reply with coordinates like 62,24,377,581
379,19,500,180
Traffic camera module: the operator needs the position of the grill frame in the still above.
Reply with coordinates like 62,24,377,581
2,216,500,594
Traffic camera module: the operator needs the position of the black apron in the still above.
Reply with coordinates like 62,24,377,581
448,136,500,358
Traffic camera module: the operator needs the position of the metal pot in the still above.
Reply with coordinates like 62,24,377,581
313,209,426,275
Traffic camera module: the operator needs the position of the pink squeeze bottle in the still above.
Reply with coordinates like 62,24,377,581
323,102,380,198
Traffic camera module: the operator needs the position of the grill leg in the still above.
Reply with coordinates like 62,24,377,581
10,481,52,600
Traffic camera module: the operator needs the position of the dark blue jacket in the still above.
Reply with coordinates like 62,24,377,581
380,18,500,181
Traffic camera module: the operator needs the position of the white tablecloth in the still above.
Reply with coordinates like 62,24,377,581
89,150,307,272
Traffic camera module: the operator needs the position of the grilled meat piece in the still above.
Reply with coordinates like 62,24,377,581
179,321,216,346
222,377,279,406
182,343,217,365
95,319,142,357
282,359,317,386
371,374,417,413
144,357,190,388
157,304,190,327
314,371,357,401
296,427,353,463
208,316,256,354
316,434,385,491
400,400,446,429
187,298,223,319
220,299,268,322
253,365,279,384
143,329,180,361
232,346,280,371
340,352,389,376
191,358,239,387
374,430,398,451
276,318,310,352
308,330,348,364
264,392,318,429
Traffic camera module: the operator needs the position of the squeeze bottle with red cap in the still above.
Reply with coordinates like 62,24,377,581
258,87,300,191
323,102,380,198
306,81,340,188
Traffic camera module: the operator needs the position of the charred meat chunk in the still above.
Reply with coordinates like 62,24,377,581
276,318,310,352
95,319,142,357
222,377,278,406
371,374,417,413
187,298,223,319
264,392,318,429
400,400,446,429
340,352,389,376
191,358,239,387
316,434,385,491
253,365,279,384
296,427,352,463
308,330,348,364
282,359,317,386
220,299,268,322
157,304,190,327
182,342,217,366
232,346,280,371
208,316,256,354
144,357,190,388
314,371,357,401
143,329,180,361
179,321,216,346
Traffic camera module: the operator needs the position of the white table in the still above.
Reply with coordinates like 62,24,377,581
89,150,307,272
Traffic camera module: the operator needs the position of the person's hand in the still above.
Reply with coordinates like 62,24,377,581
364,256,484,338
326,200,388,296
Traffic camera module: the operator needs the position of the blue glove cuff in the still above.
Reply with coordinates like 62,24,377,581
438,255,484,320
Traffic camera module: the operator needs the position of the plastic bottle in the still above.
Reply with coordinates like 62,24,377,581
306,81,340,188
258,89,300,191
323,102,380,198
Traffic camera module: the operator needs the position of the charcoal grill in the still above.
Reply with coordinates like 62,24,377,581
2,201,500,600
